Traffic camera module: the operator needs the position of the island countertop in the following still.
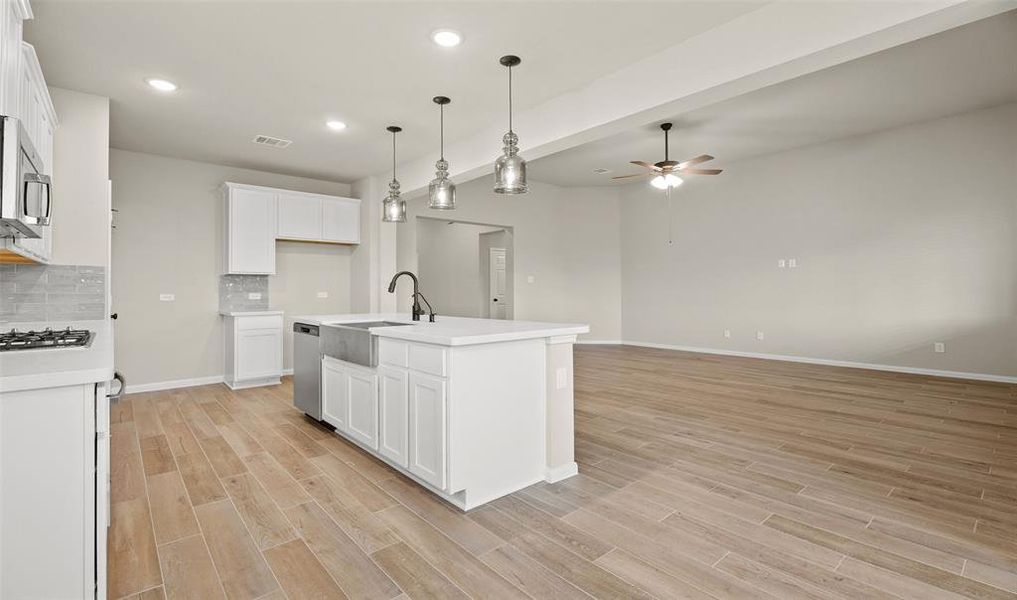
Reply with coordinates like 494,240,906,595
290,313,589,346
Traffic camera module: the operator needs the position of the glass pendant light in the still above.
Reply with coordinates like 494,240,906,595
428,96,456,210
381,125,406,223
494,55,527,194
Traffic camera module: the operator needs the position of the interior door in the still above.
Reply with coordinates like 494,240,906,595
489,247,509,319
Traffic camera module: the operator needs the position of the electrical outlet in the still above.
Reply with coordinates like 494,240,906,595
159,293,175,302
527,275,535,284
316,291,328,299
556,367,568,390
934,342,945,353
247,292,262,300
778,259,786,268
723,329,731,338
756,331,765,341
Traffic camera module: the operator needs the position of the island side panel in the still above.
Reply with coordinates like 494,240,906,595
545,335,579,482
448,339,546,508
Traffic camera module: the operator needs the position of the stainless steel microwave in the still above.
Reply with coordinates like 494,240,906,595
1,115,52,238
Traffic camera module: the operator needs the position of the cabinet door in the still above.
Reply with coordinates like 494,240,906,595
321,359,349,432
408,372,447,490
347,368,378,449
378,366,408,466
236,329,282,380
321,197,360,243
228,187,276,274
277,193,322,240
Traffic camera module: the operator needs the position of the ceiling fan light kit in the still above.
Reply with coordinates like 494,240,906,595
613,122,723,189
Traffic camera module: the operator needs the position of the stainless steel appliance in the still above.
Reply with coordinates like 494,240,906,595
1,115,52,238
0,327,94,351
293,322,322,419
321,321,412,367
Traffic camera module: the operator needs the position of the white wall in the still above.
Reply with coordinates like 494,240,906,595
48,87,109,266
396,178,622,341
109,149,352,386
620,102,1017,377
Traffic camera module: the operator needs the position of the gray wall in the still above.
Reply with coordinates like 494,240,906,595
416,219,506,319
110,149,352,386
396,178,623,341
620,102,1017,377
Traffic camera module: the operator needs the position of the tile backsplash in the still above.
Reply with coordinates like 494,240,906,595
219,274,270,312
0,264,107,324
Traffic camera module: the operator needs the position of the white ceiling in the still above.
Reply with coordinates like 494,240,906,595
24,1,765,183
528,9,1017,187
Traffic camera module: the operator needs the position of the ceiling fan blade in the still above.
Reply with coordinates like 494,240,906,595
677,154,714,169
611,172,653,180
630,160,663,171
679,168,723,175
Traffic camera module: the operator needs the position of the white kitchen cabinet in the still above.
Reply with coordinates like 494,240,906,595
377,365,408,466
408,371,447,490
347,367,378,449
321,356,349,432
276,192,322,241
224,183,277,274
0,380,108,599
223,313,283,389
0,0,28,119
321,196,360,243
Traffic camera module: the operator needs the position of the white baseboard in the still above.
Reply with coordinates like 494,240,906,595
619,340,1017,384
127,368,293,394
126,375,224,394
545,462,579,483
576,339,623,345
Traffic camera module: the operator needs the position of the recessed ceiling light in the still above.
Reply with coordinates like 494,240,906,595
326,120,347,131
145,78,177,92
431,29,462,48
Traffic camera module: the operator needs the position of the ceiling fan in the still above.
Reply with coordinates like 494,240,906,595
613,122,722,188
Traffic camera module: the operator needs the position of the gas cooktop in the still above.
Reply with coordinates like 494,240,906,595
0,327,95,351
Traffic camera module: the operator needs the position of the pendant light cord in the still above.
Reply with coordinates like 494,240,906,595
440,103,445,160
392,130,396,179
508,65,513,134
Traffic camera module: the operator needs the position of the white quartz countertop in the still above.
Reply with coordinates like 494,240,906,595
0,319,115,393
291,313,590,346
219,309,285,317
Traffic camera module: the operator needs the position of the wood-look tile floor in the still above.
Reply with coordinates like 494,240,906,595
109,345,1017,599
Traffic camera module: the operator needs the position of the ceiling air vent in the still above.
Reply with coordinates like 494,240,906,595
252,134,292,148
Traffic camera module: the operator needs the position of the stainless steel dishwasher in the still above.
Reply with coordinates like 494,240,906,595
293,322,322,419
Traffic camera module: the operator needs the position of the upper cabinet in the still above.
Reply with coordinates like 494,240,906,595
224,184,277,275
223,182,360,275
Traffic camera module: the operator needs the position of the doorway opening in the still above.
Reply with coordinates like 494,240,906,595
416,217,514,320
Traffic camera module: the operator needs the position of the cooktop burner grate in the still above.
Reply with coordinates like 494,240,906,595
0,327,95,351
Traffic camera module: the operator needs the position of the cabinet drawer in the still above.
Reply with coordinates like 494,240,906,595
379,339,408,368
408,343,447,377
236,315,283,331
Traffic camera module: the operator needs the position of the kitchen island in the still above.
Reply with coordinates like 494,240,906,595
292,313,589,510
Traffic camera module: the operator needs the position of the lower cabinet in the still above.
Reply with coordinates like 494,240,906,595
378,365,409,467
322,357,378,449
223,313,283,389
408,371,447,490
324,352,448,492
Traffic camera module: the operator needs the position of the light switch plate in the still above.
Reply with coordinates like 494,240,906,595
247,292,262,300
527,275,535,284
317,291,328,299
934,342,945,353
723,329,731,338
789,258,798,268
159,293,175,302
756,331,765,341
556,367,568,389
778,259,786,268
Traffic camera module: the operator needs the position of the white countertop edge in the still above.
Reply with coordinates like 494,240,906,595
0,366,116,394
219,310,285,317
0,319,115,394
292,313,591,346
